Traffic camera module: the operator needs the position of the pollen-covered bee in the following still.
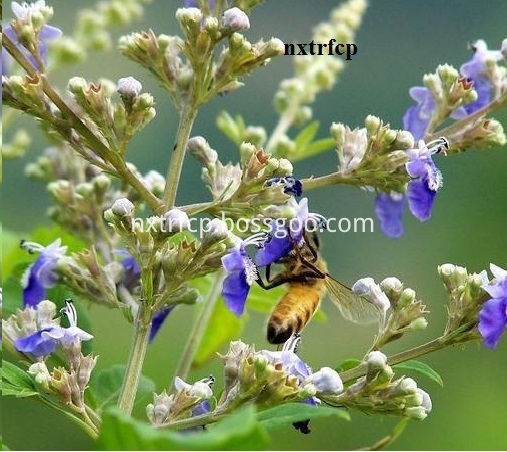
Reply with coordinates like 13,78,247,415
256,232,381,344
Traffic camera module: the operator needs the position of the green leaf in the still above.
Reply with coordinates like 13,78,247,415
96,405,269,451
1,436,12,451
2,361,39,398
393,360,444,387
193,295,245,367
293,137,335,162
336,358,361,373
89,365,156,411
294,120,320,150
257,403,349,430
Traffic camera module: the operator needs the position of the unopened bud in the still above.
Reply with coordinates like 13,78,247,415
222,7,250,32
308,367,343,394
366,350,387,369
117,76,142,97
111,198,134,217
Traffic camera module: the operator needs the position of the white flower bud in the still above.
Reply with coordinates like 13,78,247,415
111,198,134,217
28,362,52,388
67,76,87,94
352,277,390,315
501,39,507,59
164,208,190,232
405,406,428,420
398,377,418,394
417,388,432,413
366,350,387,369
176,7,202,27
308,367,343,394
222,7,250,32
206,219,232,241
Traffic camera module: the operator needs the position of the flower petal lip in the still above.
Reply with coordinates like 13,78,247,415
149,306,175,342
14,328,60,357
374,192,405,238
478,298,507,349
406,178,437,222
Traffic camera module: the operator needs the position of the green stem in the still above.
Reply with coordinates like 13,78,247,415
426,90,507,142
302,172,364,191
340,330,474,384
169,269,225,392
117,303,151,414
162,104,198,209
159,407,228,431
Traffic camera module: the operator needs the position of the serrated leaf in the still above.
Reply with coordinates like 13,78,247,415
294,120,320,150
89,365,156,411
336,358,361,372
393,360,444,387
96,404,269,451
293,137,335,162
2,361,39,398
257,403,349,429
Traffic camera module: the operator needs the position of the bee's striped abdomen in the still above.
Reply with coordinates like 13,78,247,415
267,283,322,344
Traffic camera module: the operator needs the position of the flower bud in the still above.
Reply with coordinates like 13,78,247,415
502,39,507,59
117,76,142,97
398,288,416,307
111,198,134,217
380,277,403,301
366,350,387,369
28,362,52,390
147,391,173,425
222,7,250,32
417,388,432,413
404,406,427,420
308,367,343,394
397,377,418,395
352,278,390,315
67,77,87,95
163,208,190,233
188,136,218,168
365,115,381,136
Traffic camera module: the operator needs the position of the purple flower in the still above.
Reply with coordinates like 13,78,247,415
265,177,303,197
405,142,443,221
460,40,503,114
15,300,93,357
402,87,436,141
374,192,406,238
149,306,175,342
221,234,265,316
254,198,327,267
116,250,141,292
21,239,67,307
479,264,507,349
375,139,445,238
4,1,62,71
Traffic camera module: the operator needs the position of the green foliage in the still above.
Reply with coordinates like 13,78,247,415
89,365,156,411
2,360,39,398
257,403,350,430
96,405,270,451
336,358,361,372
1,436,12,451
393,360,444,387
193,296,246,366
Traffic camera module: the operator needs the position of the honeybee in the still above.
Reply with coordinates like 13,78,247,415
256,232,381,344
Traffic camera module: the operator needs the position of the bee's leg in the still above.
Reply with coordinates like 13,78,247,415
292,242,327,278
255,272,292,290
302,230,319,263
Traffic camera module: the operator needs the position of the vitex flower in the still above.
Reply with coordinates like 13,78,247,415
20,238,67,307
3,1,62,71
261,334,343,434
175,375,214,431
15,299,93,357
460,40,504,115
375,138,447,238
265,177,303,197
478,264,507,349
221,232,267,316
254,197,327,266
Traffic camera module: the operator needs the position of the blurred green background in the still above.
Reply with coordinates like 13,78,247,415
2,0,507,450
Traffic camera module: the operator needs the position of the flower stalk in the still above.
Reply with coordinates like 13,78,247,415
169,269,225,392
162,103,199,209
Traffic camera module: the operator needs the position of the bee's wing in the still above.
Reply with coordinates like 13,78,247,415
325,277,382,324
